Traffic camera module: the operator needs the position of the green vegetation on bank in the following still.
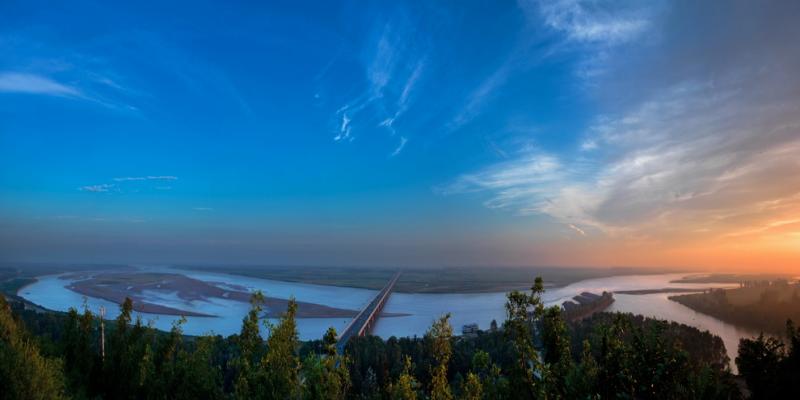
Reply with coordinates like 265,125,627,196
2,276,799,398
670,281,800,334
670,274,792,285
175,265,670,293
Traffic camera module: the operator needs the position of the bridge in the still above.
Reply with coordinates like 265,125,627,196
336,271,402,353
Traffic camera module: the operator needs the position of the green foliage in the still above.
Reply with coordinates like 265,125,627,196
564,340,598,399
0,276,771,400
258,297,301,399
427,313,453,400
460,372,483,400
301,326,350,400
389,356,420,400
469,350,509,399
0,295,66,400
62,302,100,398
233,290,264,399
736,320,800,399
671,283,800,334
503,276,546,399
541,306,573,399
323,326,338,356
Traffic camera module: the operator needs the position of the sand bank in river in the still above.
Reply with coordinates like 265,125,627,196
66,271,370,318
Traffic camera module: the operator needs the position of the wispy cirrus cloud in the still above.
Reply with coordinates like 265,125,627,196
380,60,425,135
533,0,652,44
568,224,586,236
449,1,657,132
79,184,115,193
330,19,426,154
333,113,352,142
0,72,81,97
80,176,178,193
0,67,140,112
113,176,178,182
446,73,800,244
446,0,800,257
390,136,408,157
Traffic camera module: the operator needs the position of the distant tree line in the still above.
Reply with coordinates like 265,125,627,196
2,276,799,399
671,283,800,334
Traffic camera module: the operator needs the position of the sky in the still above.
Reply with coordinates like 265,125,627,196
1,1,799,272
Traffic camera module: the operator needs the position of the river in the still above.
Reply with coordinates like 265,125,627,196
18,269,760,371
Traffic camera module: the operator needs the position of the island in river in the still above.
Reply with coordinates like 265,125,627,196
62,271,373,319
669,279,800,334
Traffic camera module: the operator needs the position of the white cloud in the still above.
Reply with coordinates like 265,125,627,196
534,0,651,44
445,73,800,241
568,224,586,236
450,0,649,132
380,60,425,135
334,113,352,141
332,22,426,149
449,64,513,132
81,175,178,193
580,139,597,151
390,136,408,157
0,72,80,97
79,184,114,192
113,176,178,182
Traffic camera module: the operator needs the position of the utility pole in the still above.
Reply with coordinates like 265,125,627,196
99,305,106,361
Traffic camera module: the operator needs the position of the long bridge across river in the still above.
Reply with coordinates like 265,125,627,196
336,271,402,353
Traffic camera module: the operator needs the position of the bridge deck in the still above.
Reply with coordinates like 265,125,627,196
336,271,401,353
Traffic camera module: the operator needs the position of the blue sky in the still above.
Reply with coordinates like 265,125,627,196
2,1,799,270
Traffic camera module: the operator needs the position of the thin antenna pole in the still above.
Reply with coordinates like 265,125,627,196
99,306,106,361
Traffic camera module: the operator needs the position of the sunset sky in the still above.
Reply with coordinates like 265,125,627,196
1,1,798,271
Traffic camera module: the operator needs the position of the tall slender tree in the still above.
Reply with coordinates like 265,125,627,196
504,277,546,399
427,313,454,400
541,305,572,398
259,298,301,399
234,291,265,400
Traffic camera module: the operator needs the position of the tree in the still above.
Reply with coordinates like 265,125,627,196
389,356,419,400
628,321,692,398
595,315,635,398
565,340,598,399
151,317,185,395
302,326,350,400
735,319,800,399
171,335,225,399
427,313,453,400
460,372,483,400
62,301,99,397
323,326,338,356
0,295,66,400
234,291,264,399
541,306,572,398
104,297,159,399
359,367,381,400
737,334,784,399
503,276,545,399
259,298,301,399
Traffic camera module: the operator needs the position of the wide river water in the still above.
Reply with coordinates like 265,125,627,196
19,269,760,371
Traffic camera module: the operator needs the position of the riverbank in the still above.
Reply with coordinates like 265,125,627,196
669,281,800,334
175,264,679,293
